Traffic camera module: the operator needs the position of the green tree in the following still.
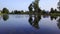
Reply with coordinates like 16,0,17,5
42,10,46,14
28,0,41,14
28,3,33,14
14,10,17,14
57,0,60,11
10,11,14,14
28,3,33,12
0,10,1,13
2,8,9,14
33,0,39,11
50,8,54,13
14,10,21,14
54,9,58,13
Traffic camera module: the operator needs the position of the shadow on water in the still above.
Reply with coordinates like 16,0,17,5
2,14,9,21
28,14,41,29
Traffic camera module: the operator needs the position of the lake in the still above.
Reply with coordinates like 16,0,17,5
0,14,60,34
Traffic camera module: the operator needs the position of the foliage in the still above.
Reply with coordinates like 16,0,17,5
1,8,9,14
50,8,55,13
0,0,60,15
3,15,9,21
14,10,21,14
28,3,33,12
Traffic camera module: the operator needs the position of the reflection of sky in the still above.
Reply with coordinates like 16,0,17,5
0,15,60,34
0,0,59,11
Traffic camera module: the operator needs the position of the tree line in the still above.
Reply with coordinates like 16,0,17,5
0,0,60,15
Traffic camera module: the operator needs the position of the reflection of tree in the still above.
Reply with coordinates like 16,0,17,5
28,14,41,29
2,14,9,21
57,18,60,29
50,16,57,20
43,15,49,18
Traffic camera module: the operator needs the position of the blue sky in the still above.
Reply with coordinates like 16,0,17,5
0,0,59,11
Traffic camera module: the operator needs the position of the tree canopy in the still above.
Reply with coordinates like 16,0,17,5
2,8,9,14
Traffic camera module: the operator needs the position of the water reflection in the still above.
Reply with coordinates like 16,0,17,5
2,14,9,21
0,15,60,34
28,14,41,29
57,18,60,29
50,16,58,20
43,15,49,18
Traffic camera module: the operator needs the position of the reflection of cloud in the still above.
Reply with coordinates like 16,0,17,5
58,0,60,7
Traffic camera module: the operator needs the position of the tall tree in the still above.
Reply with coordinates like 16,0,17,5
28,3,33,12
2,8,9,14
28,0,41,14
58,0,60,11
33,0,40,11
54,9,58,13
32,0,41,13
50,8,54,13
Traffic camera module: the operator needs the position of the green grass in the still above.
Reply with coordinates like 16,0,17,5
50,13,60,16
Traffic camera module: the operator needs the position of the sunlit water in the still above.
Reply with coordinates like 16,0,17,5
0,14,60,34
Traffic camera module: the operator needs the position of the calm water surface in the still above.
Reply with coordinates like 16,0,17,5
0,14,60,34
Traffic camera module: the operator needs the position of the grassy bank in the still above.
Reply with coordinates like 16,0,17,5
50,13,60,16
